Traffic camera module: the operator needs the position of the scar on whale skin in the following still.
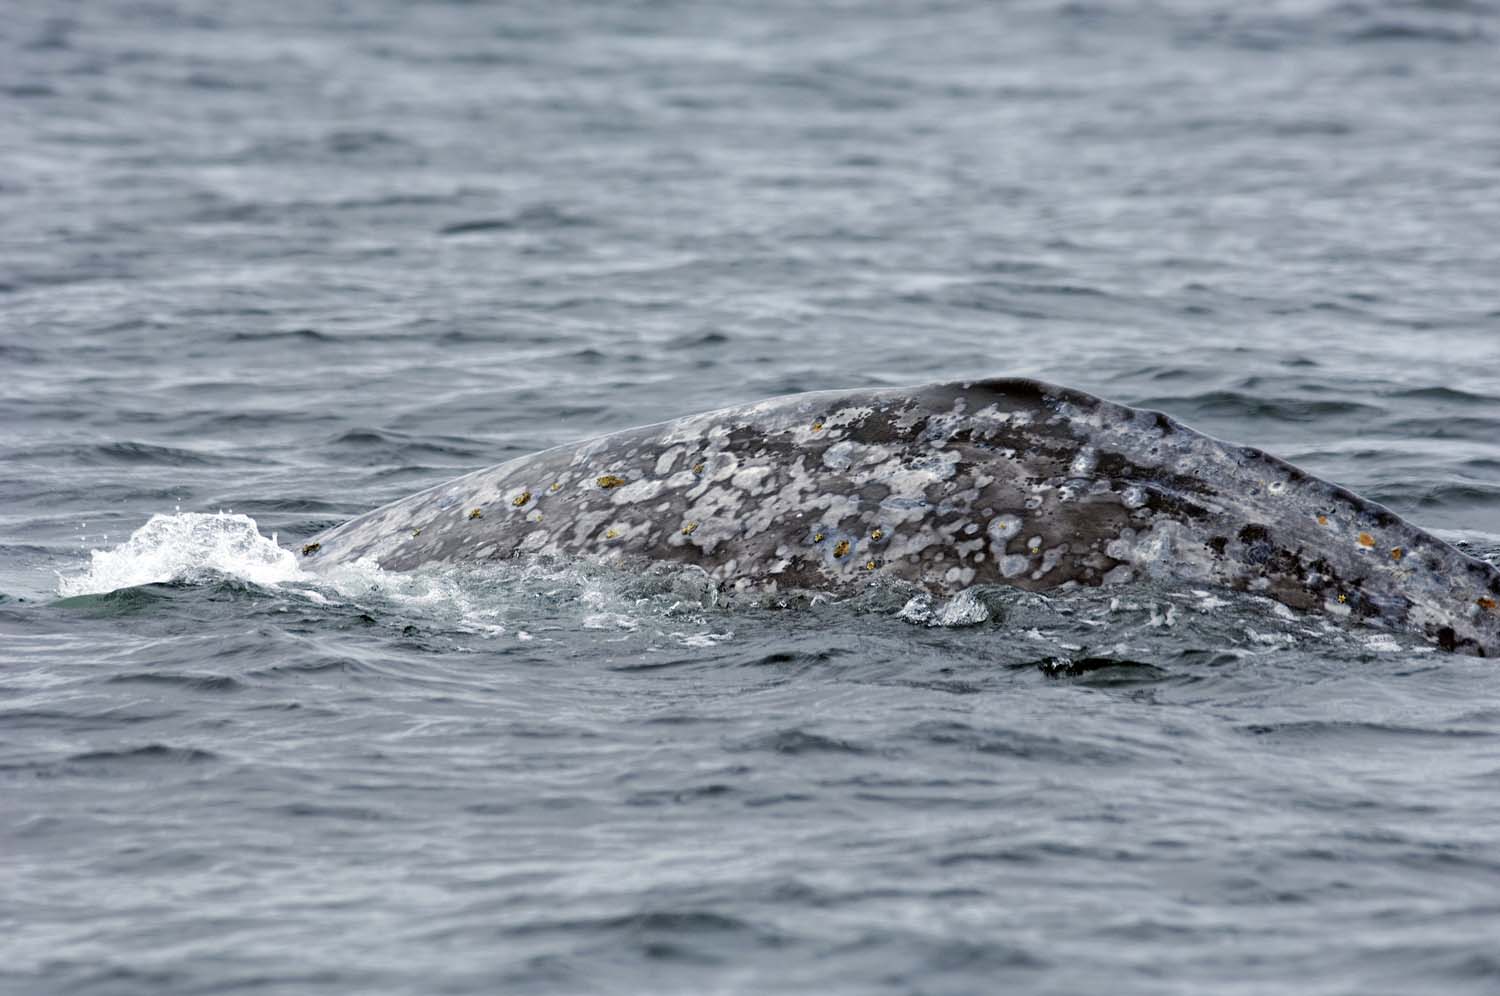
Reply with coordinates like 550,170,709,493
300,378,1500,657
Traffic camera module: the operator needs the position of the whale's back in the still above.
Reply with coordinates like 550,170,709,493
304,379,1500,655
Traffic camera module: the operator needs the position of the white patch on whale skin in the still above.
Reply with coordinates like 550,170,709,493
1105,533,1135,561
570,436,612,464
954,538,985,559
679,486,749,554
824,405,874,429
870,450,960,506
988,514,1023,543
1000,554,1031,578
612,479,664,504
1069,447,1099,478
655,447,683,475
943,565,976,587
730,466,773,493
822,441,858,471
1035,543,1068,579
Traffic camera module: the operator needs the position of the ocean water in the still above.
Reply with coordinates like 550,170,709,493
4,1,1500,993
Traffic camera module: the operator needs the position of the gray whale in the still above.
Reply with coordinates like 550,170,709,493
302,378,1500,656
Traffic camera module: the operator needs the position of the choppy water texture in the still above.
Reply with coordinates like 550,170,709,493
4,1,1500,993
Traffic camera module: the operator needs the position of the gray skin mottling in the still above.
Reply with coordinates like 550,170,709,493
304,379,1500,656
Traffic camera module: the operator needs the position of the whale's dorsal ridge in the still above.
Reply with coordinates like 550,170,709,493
304,378,1500,657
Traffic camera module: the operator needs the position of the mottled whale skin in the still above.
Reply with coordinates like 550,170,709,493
304,378,1500,656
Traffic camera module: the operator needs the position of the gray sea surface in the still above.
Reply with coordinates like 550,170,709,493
4,1,1500,993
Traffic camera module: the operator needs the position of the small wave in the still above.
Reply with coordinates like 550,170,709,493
19,440,224,466
732,729,871,755
1377,480,1500,509
1388,416,1500,441
65,744,219,766
1347,20,1486,43
1136,390,1385,423
323,427,491,461
906,720,1133,764
226,328,336,343
104,672,245,693
1238,720,1496,742
438,204,593,236
1388,385,1500,405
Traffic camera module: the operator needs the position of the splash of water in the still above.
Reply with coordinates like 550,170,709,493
51,511,730,648
57,512,305,596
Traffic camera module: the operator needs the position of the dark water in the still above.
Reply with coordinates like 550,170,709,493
5,1,1500,993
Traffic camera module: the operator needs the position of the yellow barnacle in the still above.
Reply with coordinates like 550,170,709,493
813,532,825,543
692,462,705,475
1357,532,1375,548
1338,593,1348,604
512,491,531,507
605,528,620,540
865,559,877,570
597,475,627,489
682,521,699,536
549,481,562,493
468,508,483,520
833,539,850,558
870,528,884,541
411,528,422,538
300,542,320,556
812,421,824,432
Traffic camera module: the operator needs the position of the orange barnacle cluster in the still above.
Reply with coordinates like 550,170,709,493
1357,532,1375,548
1390,547,1403,561
833,539,850,558
1480,597,1497,611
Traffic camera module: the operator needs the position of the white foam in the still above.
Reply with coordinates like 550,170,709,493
57,512,304,596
